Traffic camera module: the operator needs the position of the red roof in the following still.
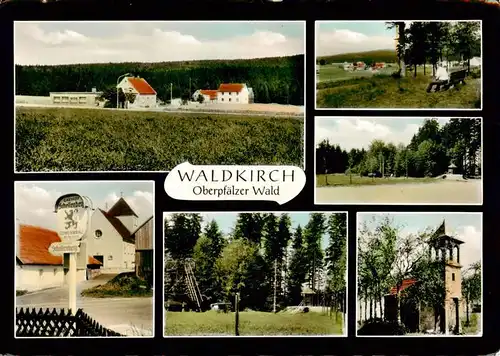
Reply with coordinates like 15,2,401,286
200,90,218,100
126,77,156,95
17,225,102,266
218,83,245,93
389,279,417,295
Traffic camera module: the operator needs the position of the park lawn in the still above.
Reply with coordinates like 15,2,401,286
316,174,437,187
316,72,480,109
15,107,304,172
165,310,343,336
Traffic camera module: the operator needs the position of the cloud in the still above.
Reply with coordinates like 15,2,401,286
315,118,452,151
316,29,395,56
450,225,482,270
16,184,153,232
14,23,304,65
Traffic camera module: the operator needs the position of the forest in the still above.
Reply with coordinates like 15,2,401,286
357,215,482,333
316,118,481,178
15,55,304,106
164,213,346,313
317,50,398,66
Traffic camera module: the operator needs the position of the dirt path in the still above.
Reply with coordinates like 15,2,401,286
316,180,482,204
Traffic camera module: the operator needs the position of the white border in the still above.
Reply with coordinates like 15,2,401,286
13,180,156,339
314,20,483,111
13,20,307,174
162,211,348,338
355,211,483,337
313,116,484,206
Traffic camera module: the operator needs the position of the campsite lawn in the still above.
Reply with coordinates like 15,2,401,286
317,64,396,83
15,107,304,172
316,71,481,109
316,174,437,187
165,310,343,336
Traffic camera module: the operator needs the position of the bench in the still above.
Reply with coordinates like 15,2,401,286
428,69,467,92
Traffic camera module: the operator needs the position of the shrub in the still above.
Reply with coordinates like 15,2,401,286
358,318,407,335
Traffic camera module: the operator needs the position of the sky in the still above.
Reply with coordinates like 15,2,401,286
164,212,346,250
315,117,455,151
14,21,305,65
15,181,154,231
358,212,482,270
316,21,397,56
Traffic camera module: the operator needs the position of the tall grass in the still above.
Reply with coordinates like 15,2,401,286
15,107,304,172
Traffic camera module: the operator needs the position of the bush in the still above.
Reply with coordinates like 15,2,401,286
358,318,407,335
81,272,152,298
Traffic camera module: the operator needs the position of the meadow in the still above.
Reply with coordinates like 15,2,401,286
165,310,343,336
316,70,481,109
15,107,304,172
316,174,437,187
316,64,396,83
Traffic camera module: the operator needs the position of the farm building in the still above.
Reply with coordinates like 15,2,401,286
85,197,139,273
116,76,157,109
216,83,254,104
49,88,103,107
192,89,218,103
132,216,153,284
16,224,102,292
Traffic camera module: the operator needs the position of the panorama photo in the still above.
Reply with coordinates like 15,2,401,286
316,21,482,109
15,21,305,172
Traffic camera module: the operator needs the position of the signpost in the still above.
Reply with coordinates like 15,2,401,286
51,193,92,315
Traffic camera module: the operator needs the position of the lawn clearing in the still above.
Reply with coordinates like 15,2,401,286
316,72,480,109
317,64,395,83
316,174,436,187
15,107,304,172
81,272,152,298
165,310,343,336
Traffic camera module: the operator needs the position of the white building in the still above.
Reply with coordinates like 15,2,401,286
86,197,138,272
49,88,103,107
116,76,157,109
192,89,218,103
16,225,102,292
216,83,254,104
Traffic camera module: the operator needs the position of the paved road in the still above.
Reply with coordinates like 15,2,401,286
16,274,153,336
316,180,482,204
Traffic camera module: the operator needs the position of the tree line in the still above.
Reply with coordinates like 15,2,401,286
317,50,398,66
15,55,304,106
358,215,481,327
164,213,346,312
387,21,481,77
316,118,481,178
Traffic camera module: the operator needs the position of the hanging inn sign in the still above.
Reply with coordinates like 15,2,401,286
54,193,89,243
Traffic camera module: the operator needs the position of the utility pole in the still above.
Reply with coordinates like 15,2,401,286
170,83,173,103
189,78,192,98
273,259,277,313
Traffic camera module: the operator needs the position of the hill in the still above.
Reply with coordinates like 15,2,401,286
15,55,304,106
317,50,397,65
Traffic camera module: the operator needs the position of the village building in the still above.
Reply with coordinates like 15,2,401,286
86,197,138,273
49,88,103,107
192,89,218,103
216,83,254,104
132,216,153,285
16,225,102,292
116,76,157,109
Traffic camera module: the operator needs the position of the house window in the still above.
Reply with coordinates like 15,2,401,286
229,98,231,102
61,96,69,103
452,273,455,281
39,269,43,277
236,98,239,103
95,230,102,239
221,98,224,102
108,255,113,261
54,268,57,276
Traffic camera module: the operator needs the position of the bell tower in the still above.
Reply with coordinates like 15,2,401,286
428,220,464,335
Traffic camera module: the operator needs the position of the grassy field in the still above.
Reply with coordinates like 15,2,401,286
15,107,304,172
317,64,396,83
316,71,481,109
81,272,152,298
316,174,437,187
165,310,343,336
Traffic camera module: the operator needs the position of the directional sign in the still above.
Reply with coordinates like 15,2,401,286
49,241,80,255
55,194,89,242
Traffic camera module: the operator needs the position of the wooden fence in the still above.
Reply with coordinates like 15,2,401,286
16,307,123,337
